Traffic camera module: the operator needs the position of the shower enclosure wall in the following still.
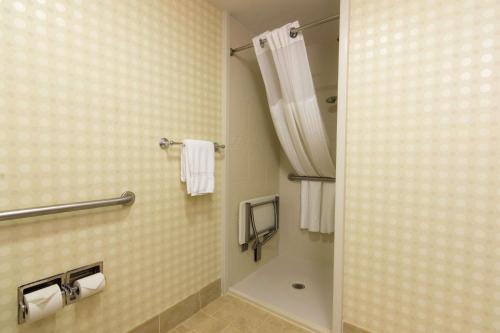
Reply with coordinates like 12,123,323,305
224,13,339,333
224,15,282,288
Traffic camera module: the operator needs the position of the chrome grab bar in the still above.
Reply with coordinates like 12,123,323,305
0,191,135,222
288,174,336,182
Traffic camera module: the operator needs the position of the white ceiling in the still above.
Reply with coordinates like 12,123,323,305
208,0,339,44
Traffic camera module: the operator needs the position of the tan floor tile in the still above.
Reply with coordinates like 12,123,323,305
281,324,311,333
210,302,244,323
128,316,159,333
343,322,372,333
229,315,266,333
178,295,311,333
182,311,229,333
252,311,312,333
211,301,270,332
202,296,228,315
220,325,244,333
239,303,270,321
257,314,290,333
258,324,285,333
221,295,247,309
169,324,194,333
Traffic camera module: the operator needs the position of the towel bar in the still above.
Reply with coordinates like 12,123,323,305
0,191,135,222
288,174,336,182
159,137,225,150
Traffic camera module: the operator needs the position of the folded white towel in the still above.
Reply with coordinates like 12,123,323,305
181,139,214,196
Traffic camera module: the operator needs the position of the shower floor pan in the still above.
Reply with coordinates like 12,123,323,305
229,255,333,333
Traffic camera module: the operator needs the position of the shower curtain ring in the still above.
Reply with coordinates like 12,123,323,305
289,28,299,38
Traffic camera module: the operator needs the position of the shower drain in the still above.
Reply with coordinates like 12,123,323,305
291,282,306,290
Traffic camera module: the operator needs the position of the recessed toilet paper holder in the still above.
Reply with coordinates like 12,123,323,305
17,262,104,324
17,273,66,324
63,261,103,305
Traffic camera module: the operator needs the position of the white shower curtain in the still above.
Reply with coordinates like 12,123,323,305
253,21,335,233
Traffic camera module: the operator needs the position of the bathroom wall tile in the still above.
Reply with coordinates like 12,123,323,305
128,316,159,333
345,1,500,332
199,279,222,308
160,294,201,333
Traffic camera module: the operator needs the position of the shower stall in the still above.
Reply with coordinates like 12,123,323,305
219,2,340,331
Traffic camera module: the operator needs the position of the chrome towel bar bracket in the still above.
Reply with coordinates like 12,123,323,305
159,137,225,150
0,191,135,222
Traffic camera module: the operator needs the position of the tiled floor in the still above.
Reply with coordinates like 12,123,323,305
168,295,311,333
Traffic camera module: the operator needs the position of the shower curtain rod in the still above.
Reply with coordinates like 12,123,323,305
230,14,339,56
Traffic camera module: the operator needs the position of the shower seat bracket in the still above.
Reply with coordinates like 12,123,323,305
241,196,279,262
254,243,262,261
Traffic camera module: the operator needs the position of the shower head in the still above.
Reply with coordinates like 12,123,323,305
326,96,337,104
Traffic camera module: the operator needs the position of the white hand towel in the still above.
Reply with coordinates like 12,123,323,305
181,139,215,196
300,180,335,233
300,181,310,230
320,182,335,233
300,181,322,232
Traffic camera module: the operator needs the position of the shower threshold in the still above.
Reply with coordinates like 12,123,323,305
228,255,333,333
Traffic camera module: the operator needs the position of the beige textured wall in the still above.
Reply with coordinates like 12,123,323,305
225,17,281,286
344,1,499,333
278,39,337,265
0,1,223,332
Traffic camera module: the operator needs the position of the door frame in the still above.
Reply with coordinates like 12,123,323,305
220,3,351,330
332,0,350,332
221,10,230,294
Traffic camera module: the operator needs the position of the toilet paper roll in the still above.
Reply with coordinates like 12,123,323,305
75,272,106,299
23,284,63,323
